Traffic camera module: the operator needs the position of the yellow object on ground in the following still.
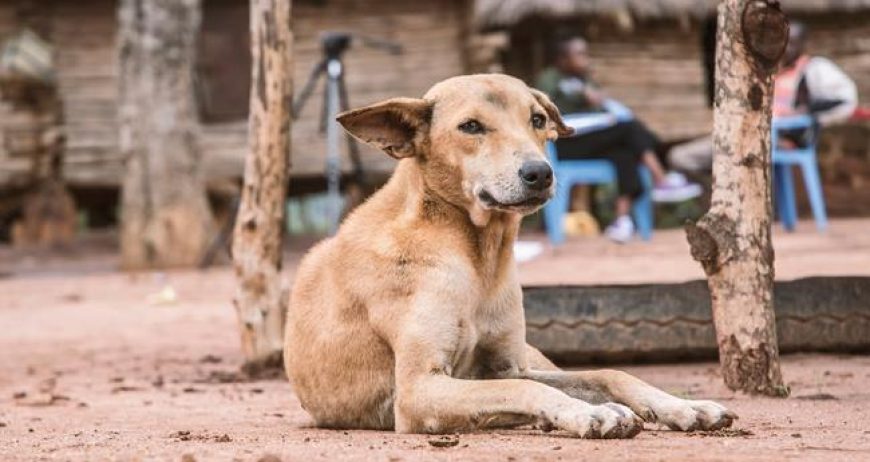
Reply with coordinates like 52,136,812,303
563,210,600,237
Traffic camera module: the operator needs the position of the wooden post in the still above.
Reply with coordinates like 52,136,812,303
685,0,789,396
231,0,292,371
3,7,78,248
118,0,215,269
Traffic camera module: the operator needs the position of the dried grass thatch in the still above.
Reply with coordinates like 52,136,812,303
476,0,870,29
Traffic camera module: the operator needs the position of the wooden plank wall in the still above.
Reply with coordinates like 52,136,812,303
505,13,869,143
52,0,120,186
2,2,863,189
589,23,711,142
796,13,870,110
0,0,468,188
0,3,54,187
203,0,468,180
505,19,712,141
0,4,22,186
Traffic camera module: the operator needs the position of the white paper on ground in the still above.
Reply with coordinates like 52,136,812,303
513,240,544,263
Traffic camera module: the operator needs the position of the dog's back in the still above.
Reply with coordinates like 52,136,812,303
283,74,560,430
284,161,459,429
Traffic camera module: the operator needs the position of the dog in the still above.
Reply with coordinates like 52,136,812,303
284,74,736,438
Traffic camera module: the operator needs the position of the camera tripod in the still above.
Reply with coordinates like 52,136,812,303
200,32,401,268
292,32,402,236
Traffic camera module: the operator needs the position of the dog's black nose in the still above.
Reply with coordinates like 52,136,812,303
518,161,554,191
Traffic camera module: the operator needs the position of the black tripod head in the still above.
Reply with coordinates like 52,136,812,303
294,32,403,118
321,32,352,60
319,31,402,60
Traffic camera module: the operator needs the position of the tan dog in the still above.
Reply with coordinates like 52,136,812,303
284,74,736,438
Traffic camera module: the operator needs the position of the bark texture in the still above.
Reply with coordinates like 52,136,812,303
118,0,215,269
231,0,292,369
685,0,789,396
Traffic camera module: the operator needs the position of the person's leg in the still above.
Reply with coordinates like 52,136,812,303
669,136,713,173
778,127,814,149
607,145,645,200
642,152,667,183
554,123,645,200
616,120,670,185
555,122,639,159
615,197,631,217
604,146,643,243
554,124,645,243
619,120,704,203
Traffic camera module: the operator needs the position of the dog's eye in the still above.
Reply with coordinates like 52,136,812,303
531,113,547,130
458,120,485,135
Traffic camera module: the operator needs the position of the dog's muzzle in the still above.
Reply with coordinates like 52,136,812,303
477,189,551,211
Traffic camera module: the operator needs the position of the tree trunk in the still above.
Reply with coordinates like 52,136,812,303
231,0,293,371
685,0,789,396
118,0,215,269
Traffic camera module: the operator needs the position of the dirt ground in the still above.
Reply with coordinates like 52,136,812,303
516,217,870,285
1,220,869,461
1,269,869,461
3,218,869,285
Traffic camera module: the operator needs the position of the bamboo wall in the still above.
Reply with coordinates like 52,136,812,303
0,0,469,189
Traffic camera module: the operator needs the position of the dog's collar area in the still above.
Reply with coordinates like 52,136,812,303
477,189,548,211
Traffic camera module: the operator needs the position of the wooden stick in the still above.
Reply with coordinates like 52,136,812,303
685,0,788,396
232,0,293,371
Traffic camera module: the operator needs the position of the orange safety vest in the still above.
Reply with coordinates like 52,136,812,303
773,55,810,117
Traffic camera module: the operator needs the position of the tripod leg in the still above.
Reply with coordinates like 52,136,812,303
324,68,343,236
336,73,371,220
199,194,241,269
292,60,327,119
338,72,366,186
319,74,331,132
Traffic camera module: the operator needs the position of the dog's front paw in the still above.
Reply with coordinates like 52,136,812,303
645,399,737,431
554,403,643,439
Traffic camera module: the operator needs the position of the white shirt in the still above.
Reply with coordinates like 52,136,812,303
804,56,858,125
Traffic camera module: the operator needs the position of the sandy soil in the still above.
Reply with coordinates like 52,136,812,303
1,269,869,461
3,218,870,286
516,217,870,285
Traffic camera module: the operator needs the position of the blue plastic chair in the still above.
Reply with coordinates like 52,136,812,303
772,114,827,232
543,142,654,244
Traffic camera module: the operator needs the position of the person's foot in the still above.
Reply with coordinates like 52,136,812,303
652,172,702,203
604,215,635,244
777,138,798,150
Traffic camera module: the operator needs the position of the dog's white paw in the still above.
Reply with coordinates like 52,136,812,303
554,403,643,439
647,399,737,431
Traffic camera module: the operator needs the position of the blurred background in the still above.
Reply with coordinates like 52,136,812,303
0,0,867,260
0,2,869,459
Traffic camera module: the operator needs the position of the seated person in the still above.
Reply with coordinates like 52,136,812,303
670,21,858,172
537,35,701,243
774,21,858,148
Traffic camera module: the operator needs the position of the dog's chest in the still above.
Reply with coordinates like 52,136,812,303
451,286,523,378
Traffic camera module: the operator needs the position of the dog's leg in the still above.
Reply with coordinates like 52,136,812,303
395,367,642,438
392,333,642,438
521,345,737,431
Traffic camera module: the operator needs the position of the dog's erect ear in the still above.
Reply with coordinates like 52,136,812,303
530,88,574,139
336,98,432,159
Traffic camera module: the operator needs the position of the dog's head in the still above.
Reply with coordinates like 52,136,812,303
337,74,573,217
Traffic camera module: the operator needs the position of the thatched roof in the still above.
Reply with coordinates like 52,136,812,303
476,0,870,29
